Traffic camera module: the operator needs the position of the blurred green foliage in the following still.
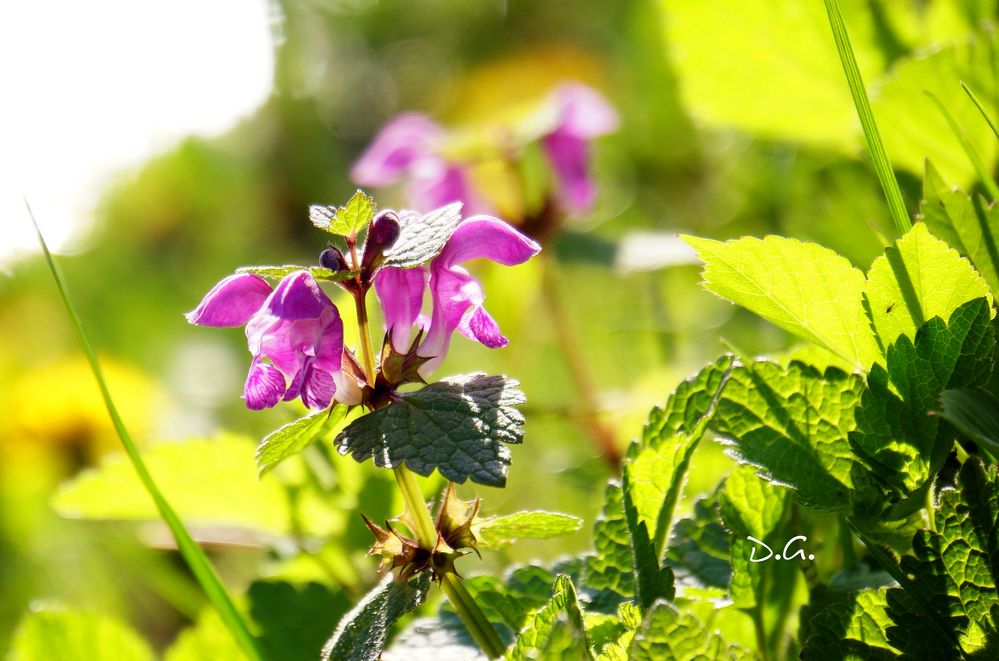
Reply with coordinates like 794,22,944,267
1,0,995,657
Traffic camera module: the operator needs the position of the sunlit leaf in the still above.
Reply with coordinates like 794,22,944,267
684,235,879,370
382,203,464,269
864,223,993,353
256,406,347,476
311,190,377,236
627,600,753,660
477,511,582,549
236,265,354,282
506,575,594,661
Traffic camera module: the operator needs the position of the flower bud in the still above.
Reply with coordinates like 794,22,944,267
319,247,349,272
360,210,402,277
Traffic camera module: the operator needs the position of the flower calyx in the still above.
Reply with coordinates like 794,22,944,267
435,482,483,558
358,330,433,410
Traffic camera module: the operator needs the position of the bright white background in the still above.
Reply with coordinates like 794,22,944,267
0,0,275,268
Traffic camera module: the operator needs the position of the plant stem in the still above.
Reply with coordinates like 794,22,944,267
353,282,504,659
752,599,769,661
823,0,911,236
926,486,937,533
925,91,999,201
962,81,999,140
838,514,857,570
539,254,623,470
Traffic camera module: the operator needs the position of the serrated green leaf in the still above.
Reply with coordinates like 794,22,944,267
311,190,377,236
236,265,354,282
584,482,635,606
864,223,994,353
627,600,753,661
11,609,155,661
712,360,866,511
322,574,431,661
334,373,525,487
636,355,734,555
684,235,879,370
621,467,675,613
506,575,594,661
477,511,582,549
256,406,347,476
939,388,999,457
921,161,999,295
882,458,999,657
382,203,464,269
719,465,790,609
851,298,995,495
799,587,898,660
665,494,731,595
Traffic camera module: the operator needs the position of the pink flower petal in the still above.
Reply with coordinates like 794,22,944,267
351,113,444,186
436,216,541,269
375,266,428,352
185,274,272,327
244,360,287,410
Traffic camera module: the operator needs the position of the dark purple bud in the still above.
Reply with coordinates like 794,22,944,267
320,247,349,272
368,211,401,251
360,211,402,278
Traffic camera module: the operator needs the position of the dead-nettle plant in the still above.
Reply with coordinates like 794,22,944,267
186,191,569,658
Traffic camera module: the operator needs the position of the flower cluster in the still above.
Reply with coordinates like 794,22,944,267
186,202,540,411
351,82,618,218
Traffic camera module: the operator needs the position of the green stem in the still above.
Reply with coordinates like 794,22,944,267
752,600,769,661
838,514,857,570
354,281,504,659
962,81,999,140
926,486,937,533
28,201,264,661
823,0,911,236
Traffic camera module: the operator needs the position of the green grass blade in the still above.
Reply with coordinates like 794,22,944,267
26,199,265,661
962,81,999,140
925,91,999,201
823,0,911,236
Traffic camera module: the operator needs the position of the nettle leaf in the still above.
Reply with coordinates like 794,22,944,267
506,575,594,661
321,573,431,661
236,265,354,282
712,360,866,511
684,235,879,370
636,355,735,552
665,494,731,596
382,203,464,269
334,373,526,487
477,511,582,549
311,190,377,236
621,467,676,613
627,600,753,661
851,298,995,495
863,223,993,354
719,465,790,609
883,458,999,658
938,388,999,457
11,609,155,661
256,406,347,476
584,481,635,605
799,587,898,659
921,161,999,295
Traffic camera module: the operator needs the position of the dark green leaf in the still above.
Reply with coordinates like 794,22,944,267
256,406,347,476
334,373,525,487
321,574,431,661
248,581,351,661
311,190,377,236
799,587,899,660
665,494,731,595
382,203,464,269
938,388,999,457
584,481,635,606
712,360,866,511
477,511,582,549
851,298,995,495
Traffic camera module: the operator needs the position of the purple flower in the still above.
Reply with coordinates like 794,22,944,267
540,83,618,213
351,113,490,214
186,271,344,410
374,214,540,375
